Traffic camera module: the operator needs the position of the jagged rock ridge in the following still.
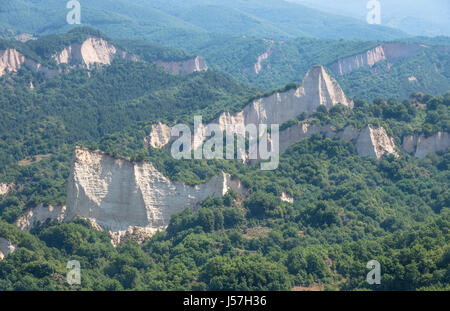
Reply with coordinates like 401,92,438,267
0,48,57,78
149,65,354,150
53,37,138,69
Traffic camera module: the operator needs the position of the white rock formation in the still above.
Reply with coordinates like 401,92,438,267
0,183,14,196
0,48,25,76
53,37,137,69
330,43,425,75
403,132,450,158
355,126,397,159
0,238,16,260
65,147,245,236
0,48,58,78
279,122,397,159
16,204,67,231
155,56,208,75
149,65,353,150
147,122,173,149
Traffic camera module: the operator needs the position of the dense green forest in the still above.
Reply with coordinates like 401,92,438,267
0,26,449,291
1,0,406,42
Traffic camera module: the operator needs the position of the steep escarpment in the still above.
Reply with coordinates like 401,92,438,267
154,56,208,75
0,48,58,78
53,37,137,69
64,147,245,236
279,123,397,159
149,65,353,150
0,238,16,260
330,43,426,75
403,132,450,158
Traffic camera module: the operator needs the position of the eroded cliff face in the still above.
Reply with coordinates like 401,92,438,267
355,126,397,159
279,122,397,159
330,43,426,75
53,37,137,69
403,132,450,158
146,122,173,149
155,56,208,75
149,65,353,150
0,48,58,78
65,147,245,236
0,238,16,261
16,204,67,231
0,48,25,76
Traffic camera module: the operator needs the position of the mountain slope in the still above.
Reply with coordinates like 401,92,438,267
2,0,406,42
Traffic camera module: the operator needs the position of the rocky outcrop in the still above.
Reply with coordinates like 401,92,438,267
16,204,67,231
0,238,16,260
65,147,245,238
403,132,450,158
149,65,353,150
279,122,397,159
53,37,137,69
330,43,426,75
0,48,25,76
146,122,173,149
254,43,273,75
154,56,208,75
355,126,397,159
0,183,14,196
0,48,58,78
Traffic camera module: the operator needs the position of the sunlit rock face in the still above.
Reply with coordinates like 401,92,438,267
65,147,245,235
403,132,450,158
0,48,57,78
149,65,353,150
53,37,137,69
330,43,426,75
279,123,397,159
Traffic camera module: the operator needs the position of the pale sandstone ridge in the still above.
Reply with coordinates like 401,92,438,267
0,238,16,260
330,43,426,75
155,56,208,75
0,48,58,78
403,132,450,158
279,122,397,159
53,37,137,69
0,183,15,196
16,204,67,231
65,147,245,237
149,65,353,150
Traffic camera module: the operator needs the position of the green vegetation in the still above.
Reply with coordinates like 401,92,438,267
0,28,449,291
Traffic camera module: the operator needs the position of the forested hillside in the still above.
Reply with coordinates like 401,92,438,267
0,27,449,291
